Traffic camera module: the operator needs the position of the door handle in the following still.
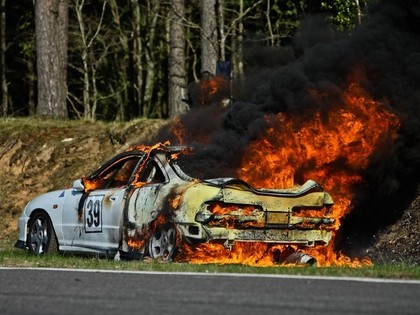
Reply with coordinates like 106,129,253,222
110,196,119,201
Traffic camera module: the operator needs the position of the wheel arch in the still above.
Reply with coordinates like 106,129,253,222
27,208,60,253
28,208,51,226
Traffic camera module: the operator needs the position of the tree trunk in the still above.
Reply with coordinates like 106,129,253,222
200,0,218,74
218,0,225,61
143,0,161,117
168,0,187,117
131,0,144,117
74,0,91,120
232,0,244,82
27,59,36,116
109,0,130,121
0,0,7,116
35,0,68,118
355,0,364,25
266,0,275,46
74,0,109,121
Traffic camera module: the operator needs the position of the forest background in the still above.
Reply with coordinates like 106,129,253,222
0,0,365,121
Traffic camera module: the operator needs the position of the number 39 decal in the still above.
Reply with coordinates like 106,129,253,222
84,195,104,233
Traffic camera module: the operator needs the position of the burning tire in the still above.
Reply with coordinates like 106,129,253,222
27,211,58,255
148,223,177,261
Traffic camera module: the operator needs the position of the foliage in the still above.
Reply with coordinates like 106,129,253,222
321,0,360,31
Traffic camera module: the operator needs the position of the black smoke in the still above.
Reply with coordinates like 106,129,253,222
153,0,420,255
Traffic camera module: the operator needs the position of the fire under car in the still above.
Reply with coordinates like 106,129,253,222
15,144,335,264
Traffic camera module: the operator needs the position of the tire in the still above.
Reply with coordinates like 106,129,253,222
148,223,177,261
27,211,58,255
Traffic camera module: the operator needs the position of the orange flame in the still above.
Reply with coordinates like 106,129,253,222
170,117,185,145
209,203,239,215
179,242,303,267
178,72,399,267
82,73,401,267
232,76,400,266
127,238,145,250
127,212,169,250
198,75,231,106
169,194,182,210
82,141,171,192
127,141,170,153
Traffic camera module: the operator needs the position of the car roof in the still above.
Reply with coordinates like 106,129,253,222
86,150,145,179
87,145,190,179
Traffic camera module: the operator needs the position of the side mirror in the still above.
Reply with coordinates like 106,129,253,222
72,179,85,192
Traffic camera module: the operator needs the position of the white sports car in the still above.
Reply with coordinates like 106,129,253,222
15,144,334,263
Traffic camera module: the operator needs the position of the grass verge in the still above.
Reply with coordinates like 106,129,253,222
1,243,419,280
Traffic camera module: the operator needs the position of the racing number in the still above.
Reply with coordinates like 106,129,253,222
84,195,104,233
86,199,101,227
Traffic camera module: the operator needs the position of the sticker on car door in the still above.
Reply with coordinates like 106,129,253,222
84,195,104,233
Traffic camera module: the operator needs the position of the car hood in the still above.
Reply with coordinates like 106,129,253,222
24,188,72,214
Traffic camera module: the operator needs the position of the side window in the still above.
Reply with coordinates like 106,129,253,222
96,157,141,189
138,161,166,184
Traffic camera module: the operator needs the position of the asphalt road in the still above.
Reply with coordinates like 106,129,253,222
1,267,419,315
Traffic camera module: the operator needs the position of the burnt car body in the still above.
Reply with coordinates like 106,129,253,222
15,145,334,262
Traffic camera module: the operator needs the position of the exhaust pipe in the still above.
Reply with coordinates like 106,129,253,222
284,252,317,266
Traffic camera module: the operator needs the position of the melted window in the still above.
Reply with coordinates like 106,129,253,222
95,157,141,189
137,160,166,184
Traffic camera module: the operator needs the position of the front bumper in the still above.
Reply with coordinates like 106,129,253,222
15,240,26,249
15,211,30,249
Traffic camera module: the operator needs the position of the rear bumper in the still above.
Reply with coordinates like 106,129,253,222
179,222,332,246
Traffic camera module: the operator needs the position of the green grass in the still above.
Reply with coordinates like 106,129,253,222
1,242,419,280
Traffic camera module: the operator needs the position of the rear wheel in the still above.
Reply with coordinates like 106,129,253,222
148,224,177,261
27,211,58,255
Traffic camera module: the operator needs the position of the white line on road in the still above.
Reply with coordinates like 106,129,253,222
1,266,419,284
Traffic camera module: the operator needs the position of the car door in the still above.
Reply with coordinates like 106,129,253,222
62,155,142,252
79,187,128,250
128,158,169,227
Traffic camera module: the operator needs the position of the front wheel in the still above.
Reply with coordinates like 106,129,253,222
148,224,177,261
27,211,58,255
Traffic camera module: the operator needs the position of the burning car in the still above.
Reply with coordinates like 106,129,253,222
15,144,335,264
